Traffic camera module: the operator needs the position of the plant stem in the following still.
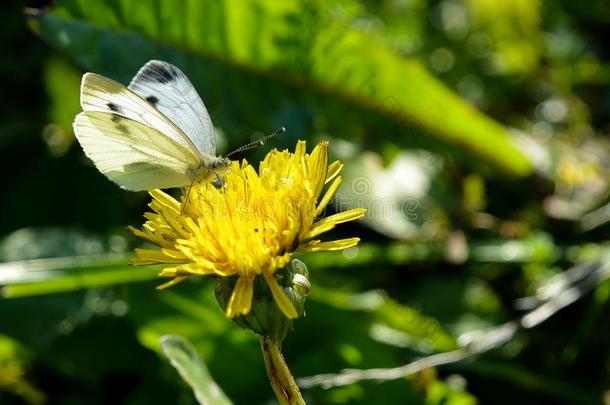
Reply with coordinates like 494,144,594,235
260,336,305,405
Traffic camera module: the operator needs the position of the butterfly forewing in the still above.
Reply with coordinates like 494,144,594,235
74,60,228,192
128,60,216,157
80,72,201,156
74,111,197,191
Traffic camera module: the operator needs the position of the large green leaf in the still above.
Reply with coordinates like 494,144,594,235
28,0,532,176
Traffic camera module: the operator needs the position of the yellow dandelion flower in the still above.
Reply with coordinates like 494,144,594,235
128,141,365,319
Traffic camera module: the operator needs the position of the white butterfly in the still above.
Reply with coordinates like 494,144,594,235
73,60,231,191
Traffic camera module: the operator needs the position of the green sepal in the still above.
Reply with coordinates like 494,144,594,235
215,259,310,342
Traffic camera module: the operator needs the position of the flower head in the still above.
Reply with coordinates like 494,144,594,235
129,141,365,319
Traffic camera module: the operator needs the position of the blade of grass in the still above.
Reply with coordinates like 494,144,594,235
160,334,233,405
1,254,160,298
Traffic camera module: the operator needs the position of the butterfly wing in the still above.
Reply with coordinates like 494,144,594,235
128,60,216,157
80,72,204,157
74,111,198,191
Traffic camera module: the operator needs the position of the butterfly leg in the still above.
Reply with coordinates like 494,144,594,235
180,176,197,215
214,172,226,189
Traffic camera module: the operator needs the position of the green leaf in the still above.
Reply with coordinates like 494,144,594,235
0,254,160,298
426,379,477,405
309,284,458,353
0,335,46,405
160,334,233,405
28,0,532,176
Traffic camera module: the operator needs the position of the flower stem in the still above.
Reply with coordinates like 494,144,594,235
260,336,305,405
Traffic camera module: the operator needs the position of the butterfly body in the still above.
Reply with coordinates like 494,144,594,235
189,156,232,184
73,60,230,191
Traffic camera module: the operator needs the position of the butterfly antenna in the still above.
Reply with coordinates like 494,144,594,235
226,127,286,158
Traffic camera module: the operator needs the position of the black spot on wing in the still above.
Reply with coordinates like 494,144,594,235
140,62,178,84
116,124,128,133
107,102,121,112
145,95,159,105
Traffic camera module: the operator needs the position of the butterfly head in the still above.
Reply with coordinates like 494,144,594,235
212,156,232,172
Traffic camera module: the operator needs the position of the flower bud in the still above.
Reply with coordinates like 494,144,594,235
215,259,311,342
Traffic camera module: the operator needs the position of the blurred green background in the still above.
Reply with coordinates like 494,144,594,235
1,0,609,404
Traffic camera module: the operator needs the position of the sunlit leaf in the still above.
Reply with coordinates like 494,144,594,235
160,334,233,405
27,0,532,176
0,254,159,298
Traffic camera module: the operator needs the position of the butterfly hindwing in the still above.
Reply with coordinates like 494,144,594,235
128,60,216,157
73,111,198,191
